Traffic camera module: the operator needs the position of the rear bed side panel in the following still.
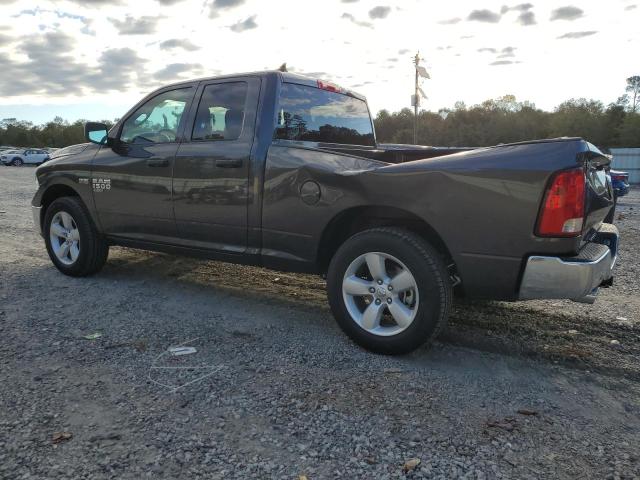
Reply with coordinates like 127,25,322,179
366,141,591,298
261,139,598,299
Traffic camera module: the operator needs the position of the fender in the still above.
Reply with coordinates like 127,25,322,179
33,145,102,233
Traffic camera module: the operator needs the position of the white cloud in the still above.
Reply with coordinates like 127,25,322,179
229,15,258,32
0,0,638,123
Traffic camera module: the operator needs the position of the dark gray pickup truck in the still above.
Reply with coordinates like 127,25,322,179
32,70,619,354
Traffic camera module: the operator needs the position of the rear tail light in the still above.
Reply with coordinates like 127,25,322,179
536,168,585,237
317,80,343,93
611,174,628,181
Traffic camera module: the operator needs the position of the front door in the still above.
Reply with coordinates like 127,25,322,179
172,78,260,252
92,86,195,241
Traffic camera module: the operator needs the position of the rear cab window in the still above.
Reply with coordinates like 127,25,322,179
274,82,375,147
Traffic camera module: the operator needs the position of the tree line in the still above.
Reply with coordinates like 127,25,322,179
0,117,115,150
376,76,640,149
374,96,639,149
1,76,639,150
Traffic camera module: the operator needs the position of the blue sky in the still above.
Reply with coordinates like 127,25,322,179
0,0,638,125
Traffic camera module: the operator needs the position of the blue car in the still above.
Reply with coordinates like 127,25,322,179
604,169,631,223
610,170,630,198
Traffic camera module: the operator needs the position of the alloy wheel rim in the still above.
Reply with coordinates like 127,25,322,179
50,211,80,265
342,252,419,337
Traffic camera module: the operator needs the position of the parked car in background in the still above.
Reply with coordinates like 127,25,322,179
604,169,631,223
610,170,630,198
0,148,50,166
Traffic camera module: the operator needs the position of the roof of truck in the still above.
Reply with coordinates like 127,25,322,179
163,70,367,101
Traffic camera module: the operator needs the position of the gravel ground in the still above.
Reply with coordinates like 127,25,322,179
1,166,639,479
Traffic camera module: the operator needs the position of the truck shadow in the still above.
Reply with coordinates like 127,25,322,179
97,247,640,382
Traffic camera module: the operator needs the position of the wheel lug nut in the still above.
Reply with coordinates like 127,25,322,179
375,299,381,305
369,287,375,293
388,285,393,291
377,279,383,285
387,298,392,304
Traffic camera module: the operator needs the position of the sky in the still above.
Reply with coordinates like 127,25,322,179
0,0,638,124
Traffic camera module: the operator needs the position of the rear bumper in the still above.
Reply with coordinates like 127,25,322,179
519,224,618,303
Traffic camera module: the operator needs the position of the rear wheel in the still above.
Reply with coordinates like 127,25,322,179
327,227,451,354
43,196,109,277
12,158,23,166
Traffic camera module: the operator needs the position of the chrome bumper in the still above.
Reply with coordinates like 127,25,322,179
32,205,43,236
519,224,619,304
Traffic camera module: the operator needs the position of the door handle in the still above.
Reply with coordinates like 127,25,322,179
147,159,169,167
215,159,242,168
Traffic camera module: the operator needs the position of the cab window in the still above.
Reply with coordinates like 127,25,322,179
120,88,192,144
274,82,375,146
191,82,248,141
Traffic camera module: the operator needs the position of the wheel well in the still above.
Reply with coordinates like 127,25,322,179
316,206,456,275
40,184,81,229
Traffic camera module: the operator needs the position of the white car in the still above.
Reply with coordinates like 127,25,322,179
0,148,50,166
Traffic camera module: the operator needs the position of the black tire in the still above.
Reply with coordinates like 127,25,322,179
43,196,109,277
604,197,617,224
12,157,23,166
327,227,451,355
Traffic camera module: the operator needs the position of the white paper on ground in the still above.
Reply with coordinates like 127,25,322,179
168,346,197,356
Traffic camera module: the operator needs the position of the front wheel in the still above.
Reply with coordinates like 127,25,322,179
12,158,23,166
327,228,451,355
43,196,109,277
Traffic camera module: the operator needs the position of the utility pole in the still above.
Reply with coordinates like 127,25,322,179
411,52,430,144
413,52,420,144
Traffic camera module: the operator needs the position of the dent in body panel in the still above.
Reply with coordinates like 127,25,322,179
262,144,384,264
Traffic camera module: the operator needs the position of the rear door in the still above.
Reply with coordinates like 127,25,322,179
91,85,196,241
172,77,260,252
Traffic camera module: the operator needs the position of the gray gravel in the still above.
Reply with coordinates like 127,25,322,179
1,166,639,479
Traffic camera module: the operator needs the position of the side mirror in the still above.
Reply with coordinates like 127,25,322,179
85,122,109,145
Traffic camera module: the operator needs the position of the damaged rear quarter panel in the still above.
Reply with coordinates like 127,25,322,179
262,140,586,298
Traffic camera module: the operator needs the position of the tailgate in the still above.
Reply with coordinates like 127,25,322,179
582,143,614,238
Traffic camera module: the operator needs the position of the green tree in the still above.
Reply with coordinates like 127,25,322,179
618,113,640,146
549,98,608,146
625,75,640,113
